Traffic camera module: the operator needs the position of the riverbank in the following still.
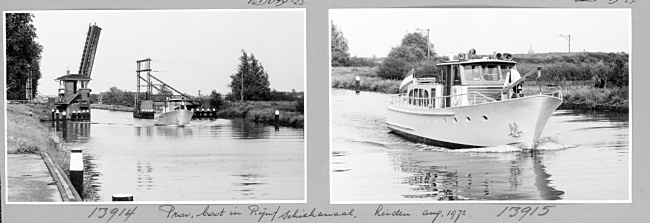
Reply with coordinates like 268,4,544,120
218,100,304,128
91,101,305,128
523,83,628,112
332,66,629,112
90,103,134,112
332,66,400,94
7,104,98,201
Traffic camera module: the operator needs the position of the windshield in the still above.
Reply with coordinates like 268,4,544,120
462,63,510,84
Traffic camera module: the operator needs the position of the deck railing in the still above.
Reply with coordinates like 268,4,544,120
391,90,563,109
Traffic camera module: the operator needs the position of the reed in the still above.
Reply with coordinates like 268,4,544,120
523,84,628,111
331,66,401,94
218,100,304,128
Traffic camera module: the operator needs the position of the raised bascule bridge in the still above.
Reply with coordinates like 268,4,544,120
53,24,101,120
133,58,206,119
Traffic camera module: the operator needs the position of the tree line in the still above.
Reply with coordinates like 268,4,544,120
331,21,629,88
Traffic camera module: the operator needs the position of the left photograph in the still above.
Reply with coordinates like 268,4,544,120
5,9,306,202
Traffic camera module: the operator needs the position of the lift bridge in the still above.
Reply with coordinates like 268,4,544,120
53,24,101,119
133,58,202,119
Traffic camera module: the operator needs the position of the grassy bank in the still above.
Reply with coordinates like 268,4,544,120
523,83,628,111
90,103,134,112
6,104,98,201
218,100,304,128
332,66,400,94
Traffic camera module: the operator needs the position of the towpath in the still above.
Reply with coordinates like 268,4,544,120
7,154,62,202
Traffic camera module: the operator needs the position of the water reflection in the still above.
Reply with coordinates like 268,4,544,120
136,161,154,191
53,109,304,201
349,146,566,200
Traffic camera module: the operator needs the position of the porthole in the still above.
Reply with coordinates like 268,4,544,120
466,117,471,122
482,115,489,121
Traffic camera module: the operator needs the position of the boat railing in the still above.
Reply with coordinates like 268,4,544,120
390,91,497,109
539,90,563,100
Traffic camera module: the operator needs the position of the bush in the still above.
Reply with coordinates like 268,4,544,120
377,57,411,80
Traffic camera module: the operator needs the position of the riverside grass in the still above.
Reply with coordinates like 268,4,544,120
7,104,99,201
218,100,304,128
332,66,629,111
332,66,400,94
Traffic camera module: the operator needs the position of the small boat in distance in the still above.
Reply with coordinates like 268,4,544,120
154,97,193,126
386,49,563,149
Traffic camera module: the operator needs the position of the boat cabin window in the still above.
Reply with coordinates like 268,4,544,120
461,63,510,84
500,65,513,79
408,88,430,107
453,66,461,85
464,65,481,81
482,64,500,81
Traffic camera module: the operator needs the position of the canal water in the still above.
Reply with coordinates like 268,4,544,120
58,109,304,202
331,89,629,202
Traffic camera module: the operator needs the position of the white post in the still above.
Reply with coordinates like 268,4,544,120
70,148,83,197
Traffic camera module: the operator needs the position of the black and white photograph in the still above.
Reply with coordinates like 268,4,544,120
330,8,630,202
5,9,306,203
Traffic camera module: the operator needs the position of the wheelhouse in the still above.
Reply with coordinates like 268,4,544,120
394,50,525,109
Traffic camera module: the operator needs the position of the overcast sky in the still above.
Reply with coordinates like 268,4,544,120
22,9,305,96
331,8,630,58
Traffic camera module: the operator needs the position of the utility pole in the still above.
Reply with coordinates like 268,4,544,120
241,72,244,101
416,28,430,60
559,34,571,53
25,64,32,101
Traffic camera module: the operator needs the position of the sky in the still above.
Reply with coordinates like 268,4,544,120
331,9,630,58
21,9,305,96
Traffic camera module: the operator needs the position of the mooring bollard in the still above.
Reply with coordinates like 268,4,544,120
112,194,134,201
70,148,83,197
355,75,360,94
275,110,280,129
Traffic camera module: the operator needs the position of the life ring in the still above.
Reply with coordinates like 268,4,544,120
452,88,460,106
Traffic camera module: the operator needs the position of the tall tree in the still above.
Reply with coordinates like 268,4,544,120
400,32,434,59
228,50,271,101
378,31,436,79
5,13,43,100
331,21,350,66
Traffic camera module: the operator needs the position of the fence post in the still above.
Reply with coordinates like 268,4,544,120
70,148,84,197
275,110,280,129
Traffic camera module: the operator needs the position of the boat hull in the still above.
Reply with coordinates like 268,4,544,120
154,110,193,126
386,95,562,149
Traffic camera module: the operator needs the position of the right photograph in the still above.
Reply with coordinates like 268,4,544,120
330,8,630,202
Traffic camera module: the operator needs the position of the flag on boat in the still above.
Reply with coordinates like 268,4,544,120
399,68,415,93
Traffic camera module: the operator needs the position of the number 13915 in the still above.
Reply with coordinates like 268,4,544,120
496,206,554,221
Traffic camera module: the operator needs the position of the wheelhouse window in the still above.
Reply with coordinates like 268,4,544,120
500,65,513,79
482,64,500,81
464,65,481,81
